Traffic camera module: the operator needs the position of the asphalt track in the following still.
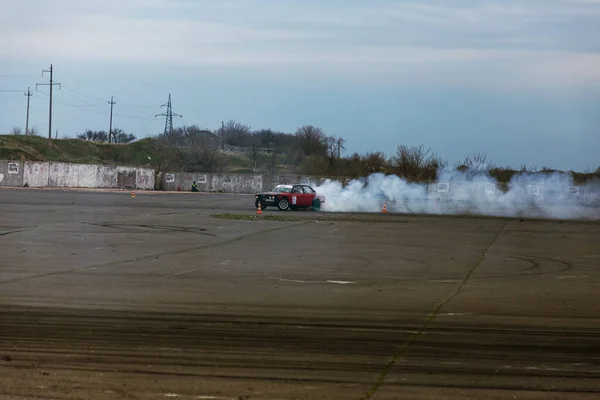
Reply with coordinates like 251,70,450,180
1,188,599,400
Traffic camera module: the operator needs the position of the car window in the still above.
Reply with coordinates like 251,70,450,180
292,186,304,193
303,185,315,194
273,186,292,193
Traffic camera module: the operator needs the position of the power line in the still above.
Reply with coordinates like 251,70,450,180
0,75,39,80
42,91,152,120
114,111,157,120
60,84,106,103
60,89,108,111
0,95,22,101
36,64,61,140
120,102,160,108
39,91,108,117
60,84,162,115
60,86,157,119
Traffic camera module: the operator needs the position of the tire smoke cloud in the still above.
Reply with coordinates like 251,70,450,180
315,172,600,220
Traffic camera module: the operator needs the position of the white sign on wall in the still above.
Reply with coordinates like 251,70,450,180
437,182,450,193
198,174,207,183
33,164,40,174
567,186,579,195
165,174,175,183
8,162,19,174
528,185,540,196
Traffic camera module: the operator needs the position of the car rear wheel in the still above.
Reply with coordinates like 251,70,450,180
277,198,290,211
311,198,321,211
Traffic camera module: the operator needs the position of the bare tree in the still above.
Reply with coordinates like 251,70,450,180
249,144,268,173
266,144,278,174
10,126,22,135
393,144,445,181
76,129,109,142
456,152,493,176
158,127,228,173
26,126,39,136
362,152,390,175
219,120,252,147
201,146,227,173
111,128,137,143
295,125,328,157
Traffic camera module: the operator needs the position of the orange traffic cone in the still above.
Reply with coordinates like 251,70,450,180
256,201,263,215
131,191,136,198
382,201,387,213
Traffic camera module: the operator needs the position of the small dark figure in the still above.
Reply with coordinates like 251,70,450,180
192,181,199,192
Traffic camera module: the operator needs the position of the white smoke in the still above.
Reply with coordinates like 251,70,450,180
316,171,600,220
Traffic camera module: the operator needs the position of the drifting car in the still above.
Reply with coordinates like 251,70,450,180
255,184,326,211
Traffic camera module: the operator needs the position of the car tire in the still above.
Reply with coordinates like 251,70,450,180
277,198,290,211
311,198,321,211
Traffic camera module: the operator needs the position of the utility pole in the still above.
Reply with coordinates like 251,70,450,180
36,64,61,140
24,87,32,135
155,94,182,136
221,120,225,150
108,96,116,143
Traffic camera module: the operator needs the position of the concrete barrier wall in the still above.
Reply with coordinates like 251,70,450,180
23,161,50,187
0,160,24,187
1,160,156,190
161,172,352,193
211,174,263,193
49,162,99,188
136,168,155,190
161,172,263,193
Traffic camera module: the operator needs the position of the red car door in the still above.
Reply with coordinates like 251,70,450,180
291,185,312,208
302,185,316,206
290,186,302,207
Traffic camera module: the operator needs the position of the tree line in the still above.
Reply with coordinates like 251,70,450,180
75,129,137,144
153,120,600,183
148,119,451,181
9,119,599,182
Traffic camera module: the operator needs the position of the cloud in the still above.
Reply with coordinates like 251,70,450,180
1,0,600,88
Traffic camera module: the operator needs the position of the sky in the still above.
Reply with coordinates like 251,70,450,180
1,0,599,171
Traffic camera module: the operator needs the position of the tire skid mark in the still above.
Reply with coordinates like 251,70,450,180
0,228,29,237
0,221,308,286
2,364,599,394
361,221,508,400
85,222,218,237
471,254,574,279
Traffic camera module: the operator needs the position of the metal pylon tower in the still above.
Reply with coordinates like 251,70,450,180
156,94,182,135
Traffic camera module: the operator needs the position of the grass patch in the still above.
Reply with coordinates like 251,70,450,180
212,213,411,223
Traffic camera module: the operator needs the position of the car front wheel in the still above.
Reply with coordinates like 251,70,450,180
277,198,290,211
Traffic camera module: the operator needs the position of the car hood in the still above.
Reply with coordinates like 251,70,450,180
257,192,285,196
